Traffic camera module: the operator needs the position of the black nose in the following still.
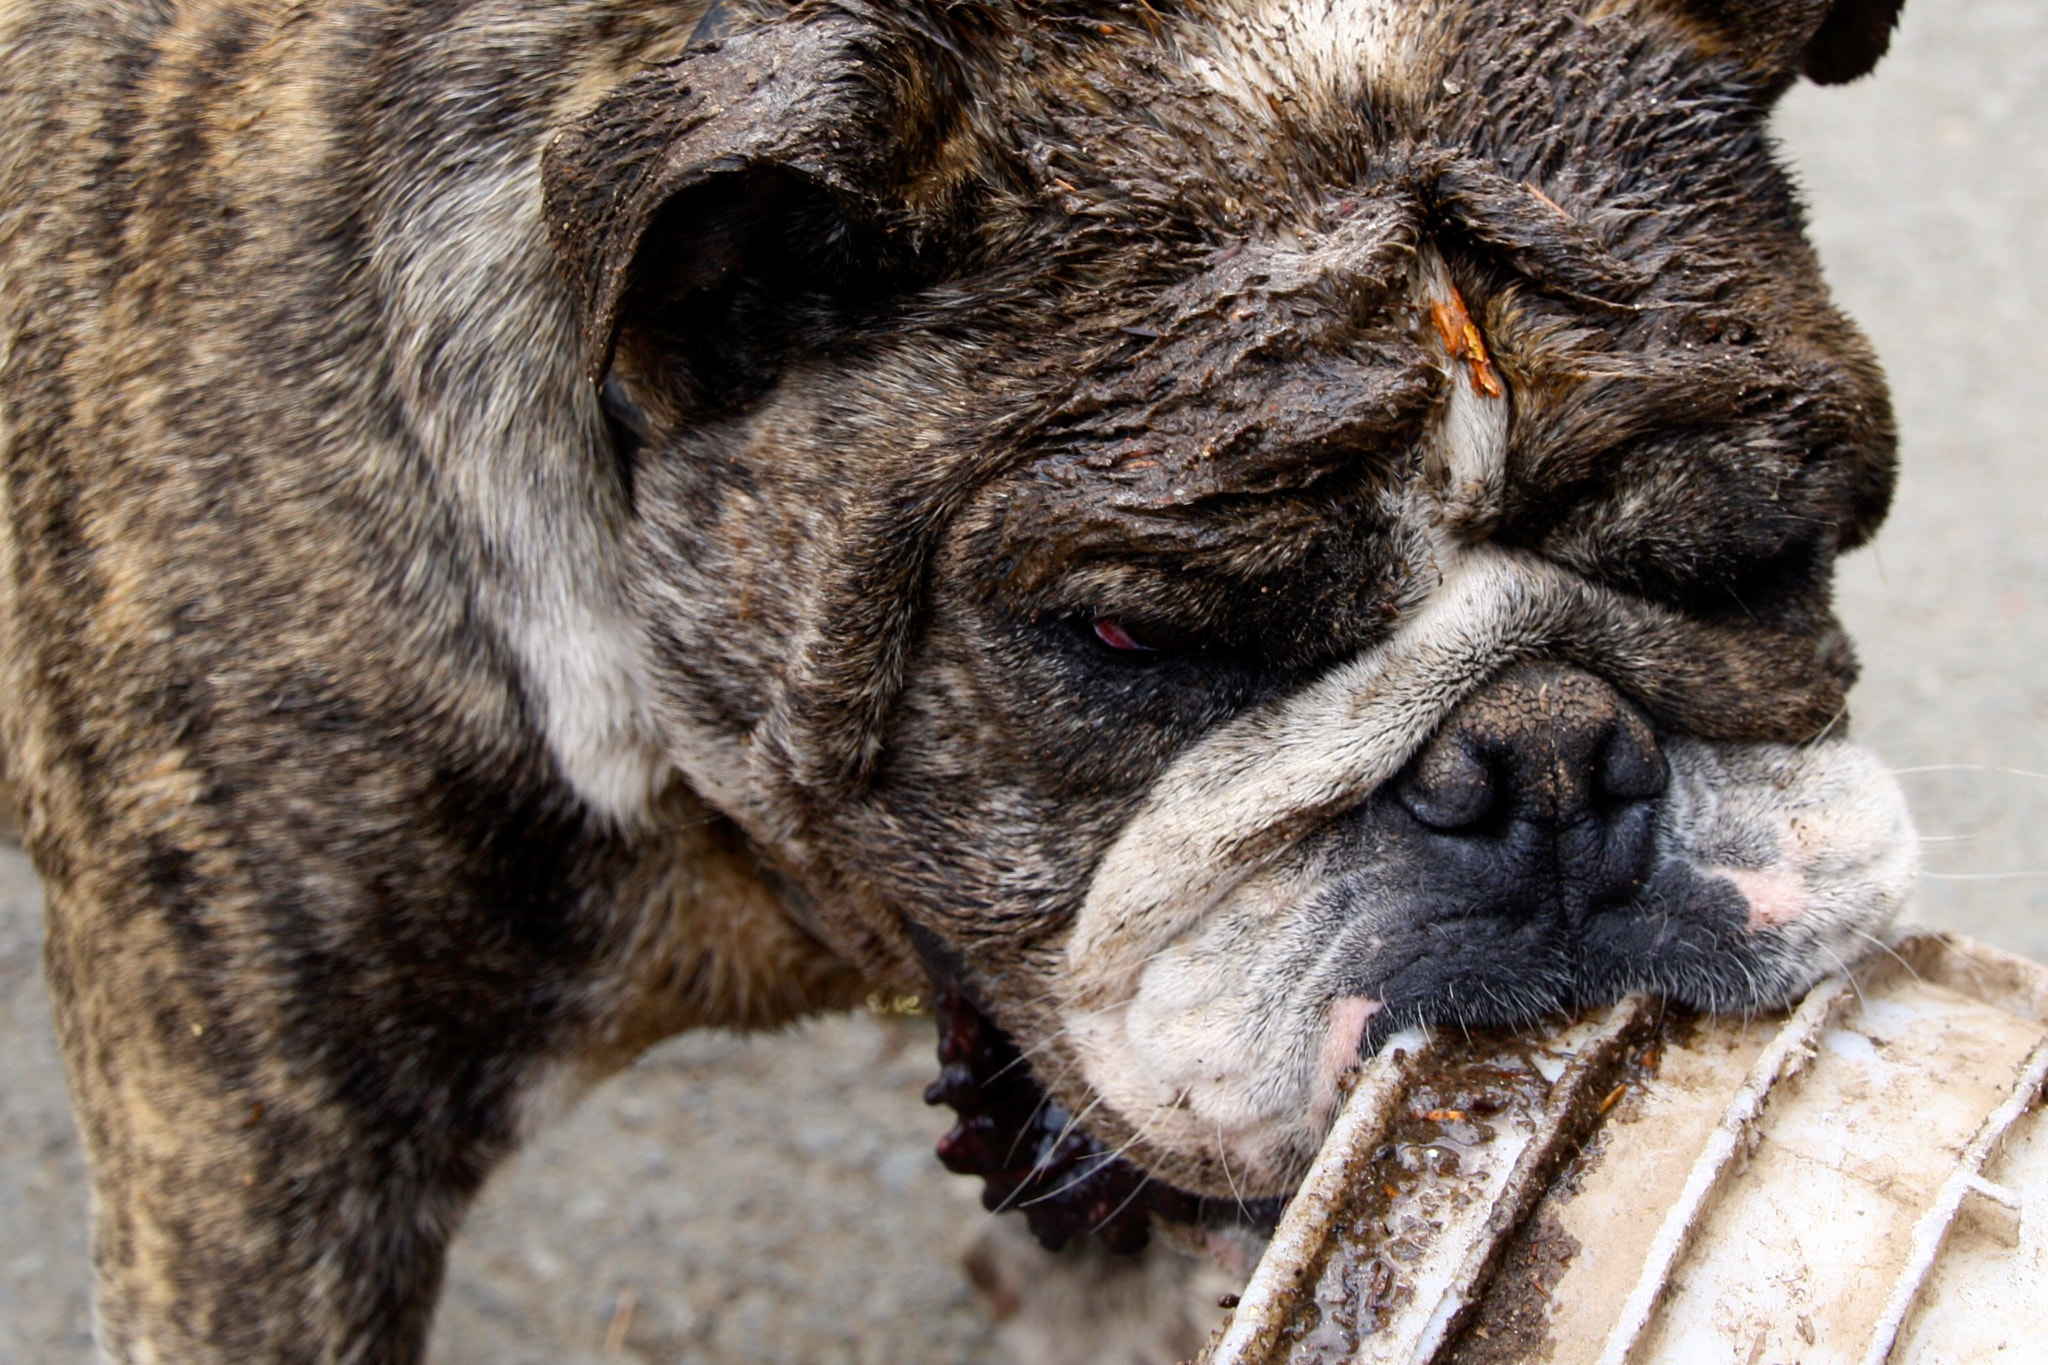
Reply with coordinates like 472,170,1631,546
1394,663,1667,917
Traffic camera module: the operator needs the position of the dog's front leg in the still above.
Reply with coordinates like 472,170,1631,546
45,881,516,1363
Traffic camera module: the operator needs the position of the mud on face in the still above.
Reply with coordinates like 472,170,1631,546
551,0,1916,1210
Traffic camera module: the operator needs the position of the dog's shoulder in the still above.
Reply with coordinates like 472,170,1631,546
1,3,713,827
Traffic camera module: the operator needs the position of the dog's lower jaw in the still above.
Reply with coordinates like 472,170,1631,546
924,986,1285,1255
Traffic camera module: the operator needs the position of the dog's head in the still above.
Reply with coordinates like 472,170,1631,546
545,0,1915,1201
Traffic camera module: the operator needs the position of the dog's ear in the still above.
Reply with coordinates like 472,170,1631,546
1800,0,1906,84
1673,0,1906,86
542,9,954,387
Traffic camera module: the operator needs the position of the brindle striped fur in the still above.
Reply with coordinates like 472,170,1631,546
1,0,1904,1359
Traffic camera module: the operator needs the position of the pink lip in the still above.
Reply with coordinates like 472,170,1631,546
1313,996,1385,1113
1716,866,1810,929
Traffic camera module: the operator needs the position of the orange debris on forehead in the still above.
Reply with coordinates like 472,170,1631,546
1428,286,1504,400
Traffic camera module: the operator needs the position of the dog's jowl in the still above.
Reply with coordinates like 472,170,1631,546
0,0,1915,1358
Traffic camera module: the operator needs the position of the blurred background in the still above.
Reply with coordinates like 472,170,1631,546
3,0,2043,1359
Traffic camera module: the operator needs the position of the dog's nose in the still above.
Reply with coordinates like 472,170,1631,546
1394,663,1667,915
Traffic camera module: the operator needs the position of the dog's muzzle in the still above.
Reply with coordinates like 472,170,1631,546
1049,547,1916,1199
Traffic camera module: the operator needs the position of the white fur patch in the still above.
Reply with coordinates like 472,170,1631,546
374,154,668,823
1185,0,1425,118
1065,844,1349,1182
1415,248,1510,533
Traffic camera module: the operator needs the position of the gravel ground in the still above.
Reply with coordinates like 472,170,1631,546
4,1,2045,1360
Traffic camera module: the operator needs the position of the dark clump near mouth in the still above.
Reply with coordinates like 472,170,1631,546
923,987,1285,1254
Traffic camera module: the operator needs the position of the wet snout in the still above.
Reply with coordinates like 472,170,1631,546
1394,663,1668,921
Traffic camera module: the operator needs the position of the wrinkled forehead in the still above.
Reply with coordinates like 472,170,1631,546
985,0,1760,206
915,0,1881,637
949,0,1802,429
947,4,1744,521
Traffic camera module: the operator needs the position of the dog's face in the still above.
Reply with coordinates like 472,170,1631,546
547,0,1915,1198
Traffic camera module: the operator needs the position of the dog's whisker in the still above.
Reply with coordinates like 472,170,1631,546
1084,1170,1156,1240
1816,941,1868,1012
1916,875,2048,888
1846,925,1924,983
1803,696,1852,745
1215,1122,1251,1225
1923,870,2048,881
989,1103,1109,1216
1887,763,2048,785
1015,1116,1152,1209
1004,1058,1094,1169
1028,1093,1107,1179
983,1023,1072,1087
1916,827,2006,844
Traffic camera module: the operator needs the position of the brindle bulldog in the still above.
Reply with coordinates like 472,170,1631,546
0,0,1915,1359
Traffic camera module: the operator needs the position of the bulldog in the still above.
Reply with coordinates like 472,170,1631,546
0,0,1916,1358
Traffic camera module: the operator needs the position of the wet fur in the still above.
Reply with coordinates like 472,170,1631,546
1,0,1907,1359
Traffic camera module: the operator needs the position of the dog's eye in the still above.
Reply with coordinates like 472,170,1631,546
1091,618,1200,653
